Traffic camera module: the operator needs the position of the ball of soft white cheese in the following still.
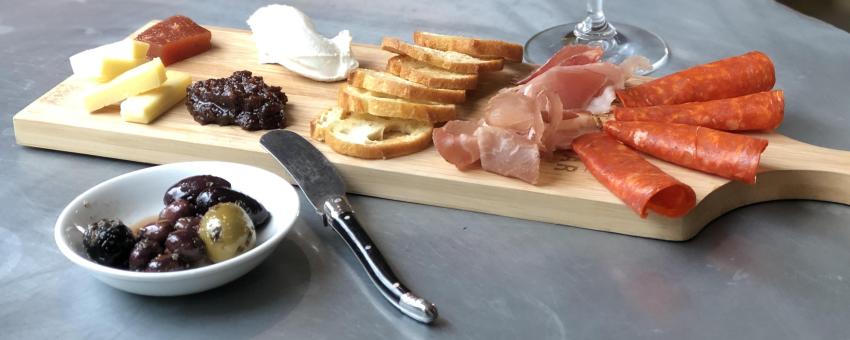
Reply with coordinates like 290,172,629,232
247,4,359,82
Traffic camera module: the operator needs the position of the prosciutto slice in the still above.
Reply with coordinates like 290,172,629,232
484,90,544,144
520,62,633,112
516,44,604,84
432,120,482,170
475,125,541,184
433,51,650,186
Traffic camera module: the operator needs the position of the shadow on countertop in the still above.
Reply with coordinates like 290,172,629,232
779,0,850,32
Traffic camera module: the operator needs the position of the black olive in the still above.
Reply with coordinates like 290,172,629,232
128,239,162,271
174,216,201,232
82,219,135,269
159,199,196,225
165,229,206,263
139,220,174,244
145,253,189,272
195,187,270,226
163,175,231,205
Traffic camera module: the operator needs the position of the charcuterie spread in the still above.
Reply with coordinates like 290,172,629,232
18,2,820,233
429,48,782,218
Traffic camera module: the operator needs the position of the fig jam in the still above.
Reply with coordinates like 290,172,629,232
186,70,287,131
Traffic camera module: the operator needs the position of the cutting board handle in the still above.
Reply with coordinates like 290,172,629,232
686,135,850,237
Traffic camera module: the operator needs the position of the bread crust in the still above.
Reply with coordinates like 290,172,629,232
324,114,433,159
381,37,503,74
386,55,478,90
348,68,465,104
338,84,456,123
413,32,524,62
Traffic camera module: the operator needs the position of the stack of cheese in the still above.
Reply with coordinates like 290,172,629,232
310,32,523,159
71,39,191,124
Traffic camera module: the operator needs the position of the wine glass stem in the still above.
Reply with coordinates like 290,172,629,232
574,0,617,41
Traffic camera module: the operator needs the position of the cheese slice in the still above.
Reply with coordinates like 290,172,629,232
82,58,166,112
70,40,150,82
120,70,192,124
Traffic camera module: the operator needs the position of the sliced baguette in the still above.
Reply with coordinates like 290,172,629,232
310,106,349,142
312,107,433,159
339,84,456,123
386,55,478,90
348,68,465,104
381,37,503,74
413,32,524,62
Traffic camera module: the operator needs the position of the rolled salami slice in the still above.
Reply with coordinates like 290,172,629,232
616,51,775,107
572,132,696,218
604,121,769,184
614,90,784,131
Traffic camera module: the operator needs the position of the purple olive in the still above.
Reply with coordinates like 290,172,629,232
139,220,174,244
159,199,196,225
165,229,206,262
174,216,202,232
164,175,231,205
195,187,270,226
129,239,162,271
145,253,189,272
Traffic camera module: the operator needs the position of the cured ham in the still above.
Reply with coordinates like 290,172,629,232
475,126,540,184
614,90,784,131
520,62,633,110
483,90,544,144
604,121,769,184
547,112,600,150
433,52,648,183
432,120,482,170
572,133,696,218
516,44,603,84
616,51,775,107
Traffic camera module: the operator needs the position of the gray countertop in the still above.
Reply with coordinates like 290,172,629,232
2,0,850,339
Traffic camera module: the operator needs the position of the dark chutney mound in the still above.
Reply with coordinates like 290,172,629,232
186,70,287,131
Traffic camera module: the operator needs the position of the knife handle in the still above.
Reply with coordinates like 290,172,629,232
323,197,438,324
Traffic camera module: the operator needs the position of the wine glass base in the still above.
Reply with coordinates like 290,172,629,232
524,22,669,75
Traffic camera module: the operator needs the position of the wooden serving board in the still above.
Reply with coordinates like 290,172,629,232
13,24,850,240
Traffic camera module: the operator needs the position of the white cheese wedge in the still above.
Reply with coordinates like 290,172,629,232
70,40,150,82
82,58,166,112
120,70,192,124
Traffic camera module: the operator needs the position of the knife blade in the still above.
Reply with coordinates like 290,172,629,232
260,130,438,324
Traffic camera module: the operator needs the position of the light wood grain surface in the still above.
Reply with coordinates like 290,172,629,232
12,25,850,240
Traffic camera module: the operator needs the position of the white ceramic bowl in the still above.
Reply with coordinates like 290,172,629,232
54,161,299,296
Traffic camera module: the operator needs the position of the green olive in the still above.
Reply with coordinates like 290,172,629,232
198,202,256,263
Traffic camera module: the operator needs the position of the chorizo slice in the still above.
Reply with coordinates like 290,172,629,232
616,51,775,107
572,132,696,218
614,90,784,131
603,121,769,184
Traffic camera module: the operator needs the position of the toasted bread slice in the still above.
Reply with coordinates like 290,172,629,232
310,106,349,142
348,68,465,104
381,37,503,74
386,55,478,90
339,84,456,123
413,32,524,62
313,107,433,159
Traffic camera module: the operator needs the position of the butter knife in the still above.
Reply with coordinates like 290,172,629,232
260,130,438,324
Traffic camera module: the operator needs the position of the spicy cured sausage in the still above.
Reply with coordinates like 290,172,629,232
614,90,784,131
572,133,696,218
603,121,769,184
616,51,775,107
